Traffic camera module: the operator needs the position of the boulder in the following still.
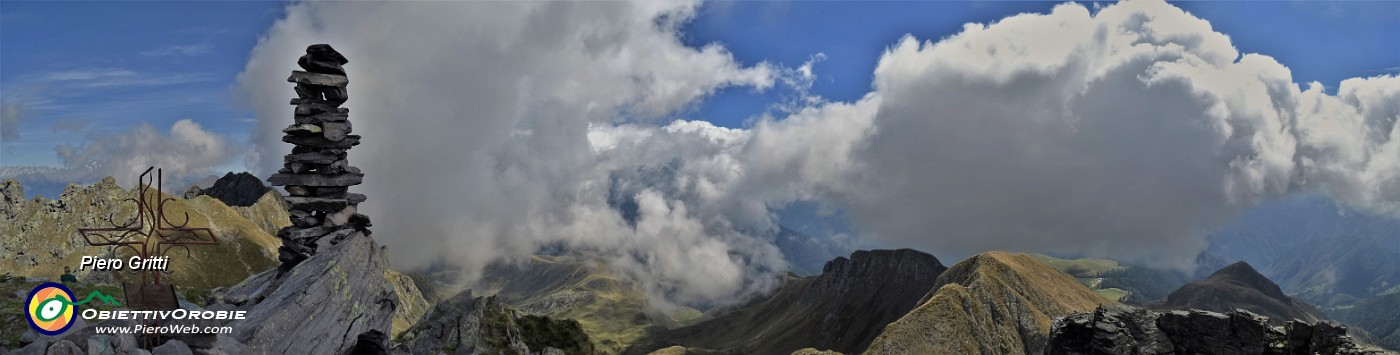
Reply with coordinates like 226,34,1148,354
150,340,191,355
225,232,397,355
45,340,84,355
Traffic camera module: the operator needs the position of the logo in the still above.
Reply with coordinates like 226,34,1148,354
25,283,122,336
26,283,76,335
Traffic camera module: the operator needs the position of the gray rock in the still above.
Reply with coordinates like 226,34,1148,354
19,329,40,345
291,100,347,116
284,185,315,196
84,335,112,355
194,335,252,355
289,209,320,227
278,225,341,241
208,269,278,307
11,339,48,355
268,173,363,187
281,123,322,136
323,205,356,227
294,111,348,124
1046,305,1393,355
45,340,84,355
182,185,203,200
314,186,349,198
228,233,396,355
150,340,191,355
286,71,348,87
321,121,351,142
111,333,138,355
298,44,349,75
284,196,351,212
284,152,341,165
281,134,360,149
127,350,150,355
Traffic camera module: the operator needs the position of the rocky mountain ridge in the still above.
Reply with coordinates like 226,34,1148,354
863,251,1110,355
1047,304,1393,354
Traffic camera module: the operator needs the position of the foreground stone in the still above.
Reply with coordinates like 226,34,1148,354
1045,304,1395,355
209,232,397,355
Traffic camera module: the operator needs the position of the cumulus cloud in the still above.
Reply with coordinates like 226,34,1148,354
47,119,237,188
238,0,1400,307
819,1,1400,268
240,1,781,308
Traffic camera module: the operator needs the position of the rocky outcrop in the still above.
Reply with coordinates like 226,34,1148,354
194,172,272,207
386,270,430,338
207,232,397,355
863,252,1109,355
1332,292,1400,351
627,249,947,355
1046,305,1394,355
1163,261,1325,325
395,290,598,355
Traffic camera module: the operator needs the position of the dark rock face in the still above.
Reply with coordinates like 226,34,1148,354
626,249,947,355
395,291,599,355
211,232,397,355
1163,261,1325,325
1046,305,1393,355
195,172,272,207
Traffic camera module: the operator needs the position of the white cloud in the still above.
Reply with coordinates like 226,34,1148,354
804,1,1400,269
53,119,237,188
239,1,781,307
237,0,1400,307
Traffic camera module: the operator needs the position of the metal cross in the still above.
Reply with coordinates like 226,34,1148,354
77,167,221,285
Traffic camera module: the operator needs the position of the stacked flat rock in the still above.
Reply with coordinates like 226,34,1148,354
268,44,371,270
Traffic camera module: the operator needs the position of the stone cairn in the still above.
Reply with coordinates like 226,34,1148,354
268,44,371,271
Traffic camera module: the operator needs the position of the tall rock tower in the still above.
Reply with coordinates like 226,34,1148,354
268,44,372,270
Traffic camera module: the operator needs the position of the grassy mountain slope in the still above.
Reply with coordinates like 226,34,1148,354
1332,292,1400,351
863,251,1109,355
473,254,699,354
1031,254,1131,302
0,177,279,290
1265,236,1400,307
627,249,947,355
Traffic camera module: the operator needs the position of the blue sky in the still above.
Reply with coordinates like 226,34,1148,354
1,1,285,167
2,1,1396,170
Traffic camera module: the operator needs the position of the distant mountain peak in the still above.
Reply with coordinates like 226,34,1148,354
865,251,1108,355
192,171,273,207
1164,261,1325,325
1207,261,1290,302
